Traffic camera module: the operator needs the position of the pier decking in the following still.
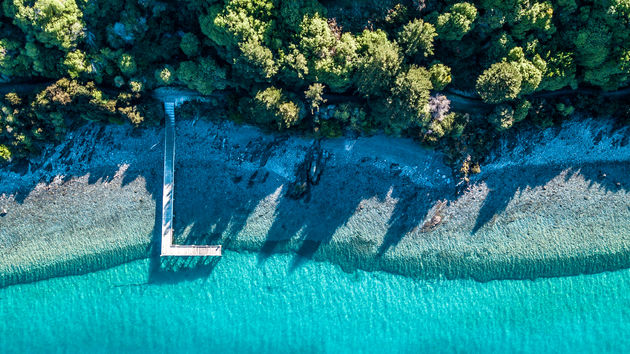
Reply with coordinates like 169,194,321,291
160,99,221,257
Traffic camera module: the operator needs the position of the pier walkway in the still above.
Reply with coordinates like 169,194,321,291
159,96,221,257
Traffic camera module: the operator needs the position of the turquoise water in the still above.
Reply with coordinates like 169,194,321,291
1,250,629,353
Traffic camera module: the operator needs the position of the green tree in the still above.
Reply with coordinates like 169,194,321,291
488,99,531,131
374,65,433,133
278,0,326,34
177,57,228,95
435,2,478,41
63,50,90,78
233,39,278,84
355,30,401,97
5,0,85,50
511,1,555,40
539,51,577,91
0,144,11,162
397,19,437,60
180,33,200,57
476,61,522,103
429,63,452,90
117,53,137,76
574,25,611,69
297,14,358,92
304,83,326,114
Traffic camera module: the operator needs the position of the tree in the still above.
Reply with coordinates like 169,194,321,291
278,0,326,34
429,63,452,90
117,53,137,76
0,144,11,162
5,0,85,50
200,0,275,49
304,83,326,114
488,99,531,131
435,2,478,41
180,33,200,57
177,57,228,95
511,1,555,40
574,25,611,69
63,50,90,78
373,65,433,133
355,30,401,97
0,38,31,78
233,39,278,84
539,51,576,91
476,62,522,103
507,48,543,95
397,19,437,60
297,14,358,92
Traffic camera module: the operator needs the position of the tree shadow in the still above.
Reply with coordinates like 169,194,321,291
256,161,453,272
471,162,629,234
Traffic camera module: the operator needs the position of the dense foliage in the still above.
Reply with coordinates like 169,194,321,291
1,0,630,164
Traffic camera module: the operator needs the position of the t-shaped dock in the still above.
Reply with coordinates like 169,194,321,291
156,90,221,257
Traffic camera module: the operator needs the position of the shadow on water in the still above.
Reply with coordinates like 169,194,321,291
471,162,630,235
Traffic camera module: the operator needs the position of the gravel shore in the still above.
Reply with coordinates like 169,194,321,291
1,116,628,286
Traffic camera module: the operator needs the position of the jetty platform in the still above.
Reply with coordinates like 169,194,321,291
158,95,222,257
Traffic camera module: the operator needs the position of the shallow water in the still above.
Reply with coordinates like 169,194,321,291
1,250,629,353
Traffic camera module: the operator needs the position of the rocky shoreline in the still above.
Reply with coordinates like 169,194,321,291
1,116,629,287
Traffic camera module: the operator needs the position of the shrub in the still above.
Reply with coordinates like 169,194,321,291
250,87,304,129
0,144,11,162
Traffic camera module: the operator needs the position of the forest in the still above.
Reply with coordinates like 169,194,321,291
1,0,629,167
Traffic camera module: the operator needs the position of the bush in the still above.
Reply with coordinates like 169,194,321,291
250,87,304,129
0,144,11,162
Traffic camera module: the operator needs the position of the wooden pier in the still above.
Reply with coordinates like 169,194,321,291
160,100,221,257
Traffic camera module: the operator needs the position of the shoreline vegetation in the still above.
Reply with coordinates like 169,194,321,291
2,0,630,169
1,116,628,288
